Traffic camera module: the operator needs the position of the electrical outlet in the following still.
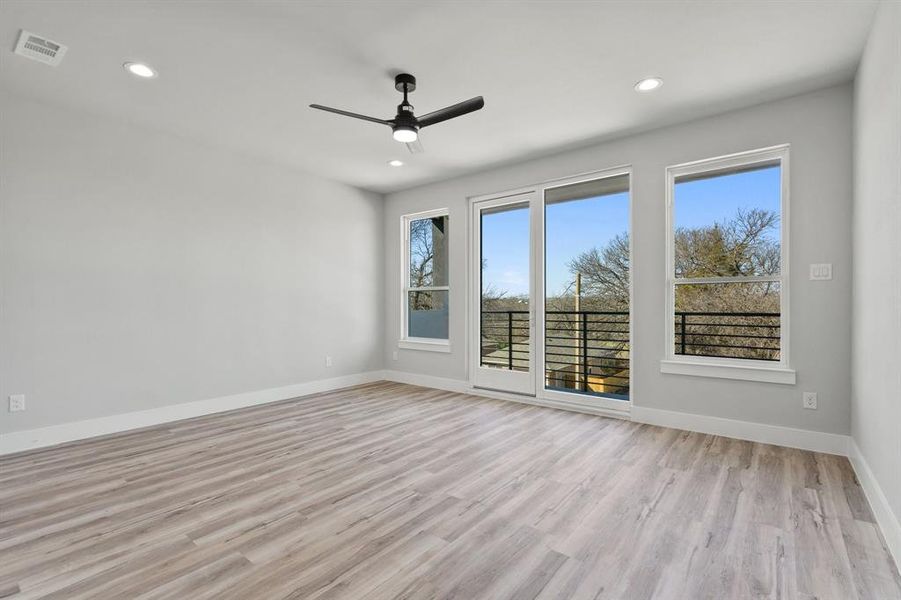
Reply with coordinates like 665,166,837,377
9,394,26,412
392,351,398,361
325,356,333,368
802,392,818,410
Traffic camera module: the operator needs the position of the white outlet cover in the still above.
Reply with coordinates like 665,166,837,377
802,392,818,409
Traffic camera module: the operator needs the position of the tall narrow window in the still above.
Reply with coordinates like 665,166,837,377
401,210,450,350
665,146,791,381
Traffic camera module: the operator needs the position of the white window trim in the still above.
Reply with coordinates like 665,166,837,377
662,144,795,385
400,208,451,352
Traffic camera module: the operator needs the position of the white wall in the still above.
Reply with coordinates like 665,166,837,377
384,85,853,435
852,0,901,551
0,92,384,434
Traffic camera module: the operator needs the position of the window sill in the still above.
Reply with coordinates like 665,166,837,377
660,359,796,385
398,339,451,353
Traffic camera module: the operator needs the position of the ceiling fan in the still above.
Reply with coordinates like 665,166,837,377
309,73,484,153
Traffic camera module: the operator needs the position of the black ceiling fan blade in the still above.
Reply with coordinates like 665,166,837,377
416,96,484,128
309,104,393,126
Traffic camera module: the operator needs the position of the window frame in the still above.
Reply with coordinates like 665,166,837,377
661,145,795,384
400,208,451,352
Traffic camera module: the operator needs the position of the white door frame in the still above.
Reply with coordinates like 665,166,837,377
469,191,537,395
535,166,633,414
467,166,634,415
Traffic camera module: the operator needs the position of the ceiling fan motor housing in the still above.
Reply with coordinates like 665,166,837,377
393,108,418,130
393,73,419,136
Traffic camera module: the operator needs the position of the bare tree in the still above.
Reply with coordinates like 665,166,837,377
567,233,630,308
409,218,435,288
676,208,780,278
567,209,781,361
409,217,449,311
569,209,779,309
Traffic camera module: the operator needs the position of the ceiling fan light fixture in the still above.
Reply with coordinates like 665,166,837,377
392,126,418,143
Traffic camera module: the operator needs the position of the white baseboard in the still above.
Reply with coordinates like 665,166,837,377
630,405,849,455
4,370,847,458
381,370,631,420
849,438,901,569
0,371,384,455
382,371,849,452
381,370,470,394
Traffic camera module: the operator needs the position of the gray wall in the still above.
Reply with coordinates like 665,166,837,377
0,92,384,434
384,85,853,435
852,1,901,535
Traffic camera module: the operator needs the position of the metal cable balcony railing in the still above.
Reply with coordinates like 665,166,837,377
675,311,781,361
480,309,630,399
480,310,531,371
545,310,629,399
479,309,782,400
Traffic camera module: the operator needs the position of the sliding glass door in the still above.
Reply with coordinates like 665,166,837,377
470,169,631,410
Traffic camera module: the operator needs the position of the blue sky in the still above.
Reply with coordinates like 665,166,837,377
675,165,781,238
481,206,531,295
481,166,780,297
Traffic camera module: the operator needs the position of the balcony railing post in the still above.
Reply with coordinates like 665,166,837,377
581,312,588,392
507,311,513,370
679,312,687,355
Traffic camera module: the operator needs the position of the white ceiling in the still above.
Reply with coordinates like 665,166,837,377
0,1,878,194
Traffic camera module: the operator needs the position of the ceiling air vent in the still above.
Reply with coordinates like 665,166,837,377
13,30,68,66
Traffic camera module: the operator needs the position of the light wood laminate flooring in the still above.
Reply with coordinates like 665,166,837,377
1,382,899,599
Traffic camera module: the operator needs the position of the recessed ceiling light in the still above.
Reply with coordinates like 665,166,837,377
124,62,157,79
634,77,663,92
388,159,404,167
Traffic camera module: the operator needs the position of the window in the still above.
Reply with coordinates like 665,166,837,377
400,209,450,351
663,146,794,384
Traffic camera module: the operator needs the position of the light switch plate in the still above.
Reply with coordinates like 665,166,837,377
809,263,833,280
